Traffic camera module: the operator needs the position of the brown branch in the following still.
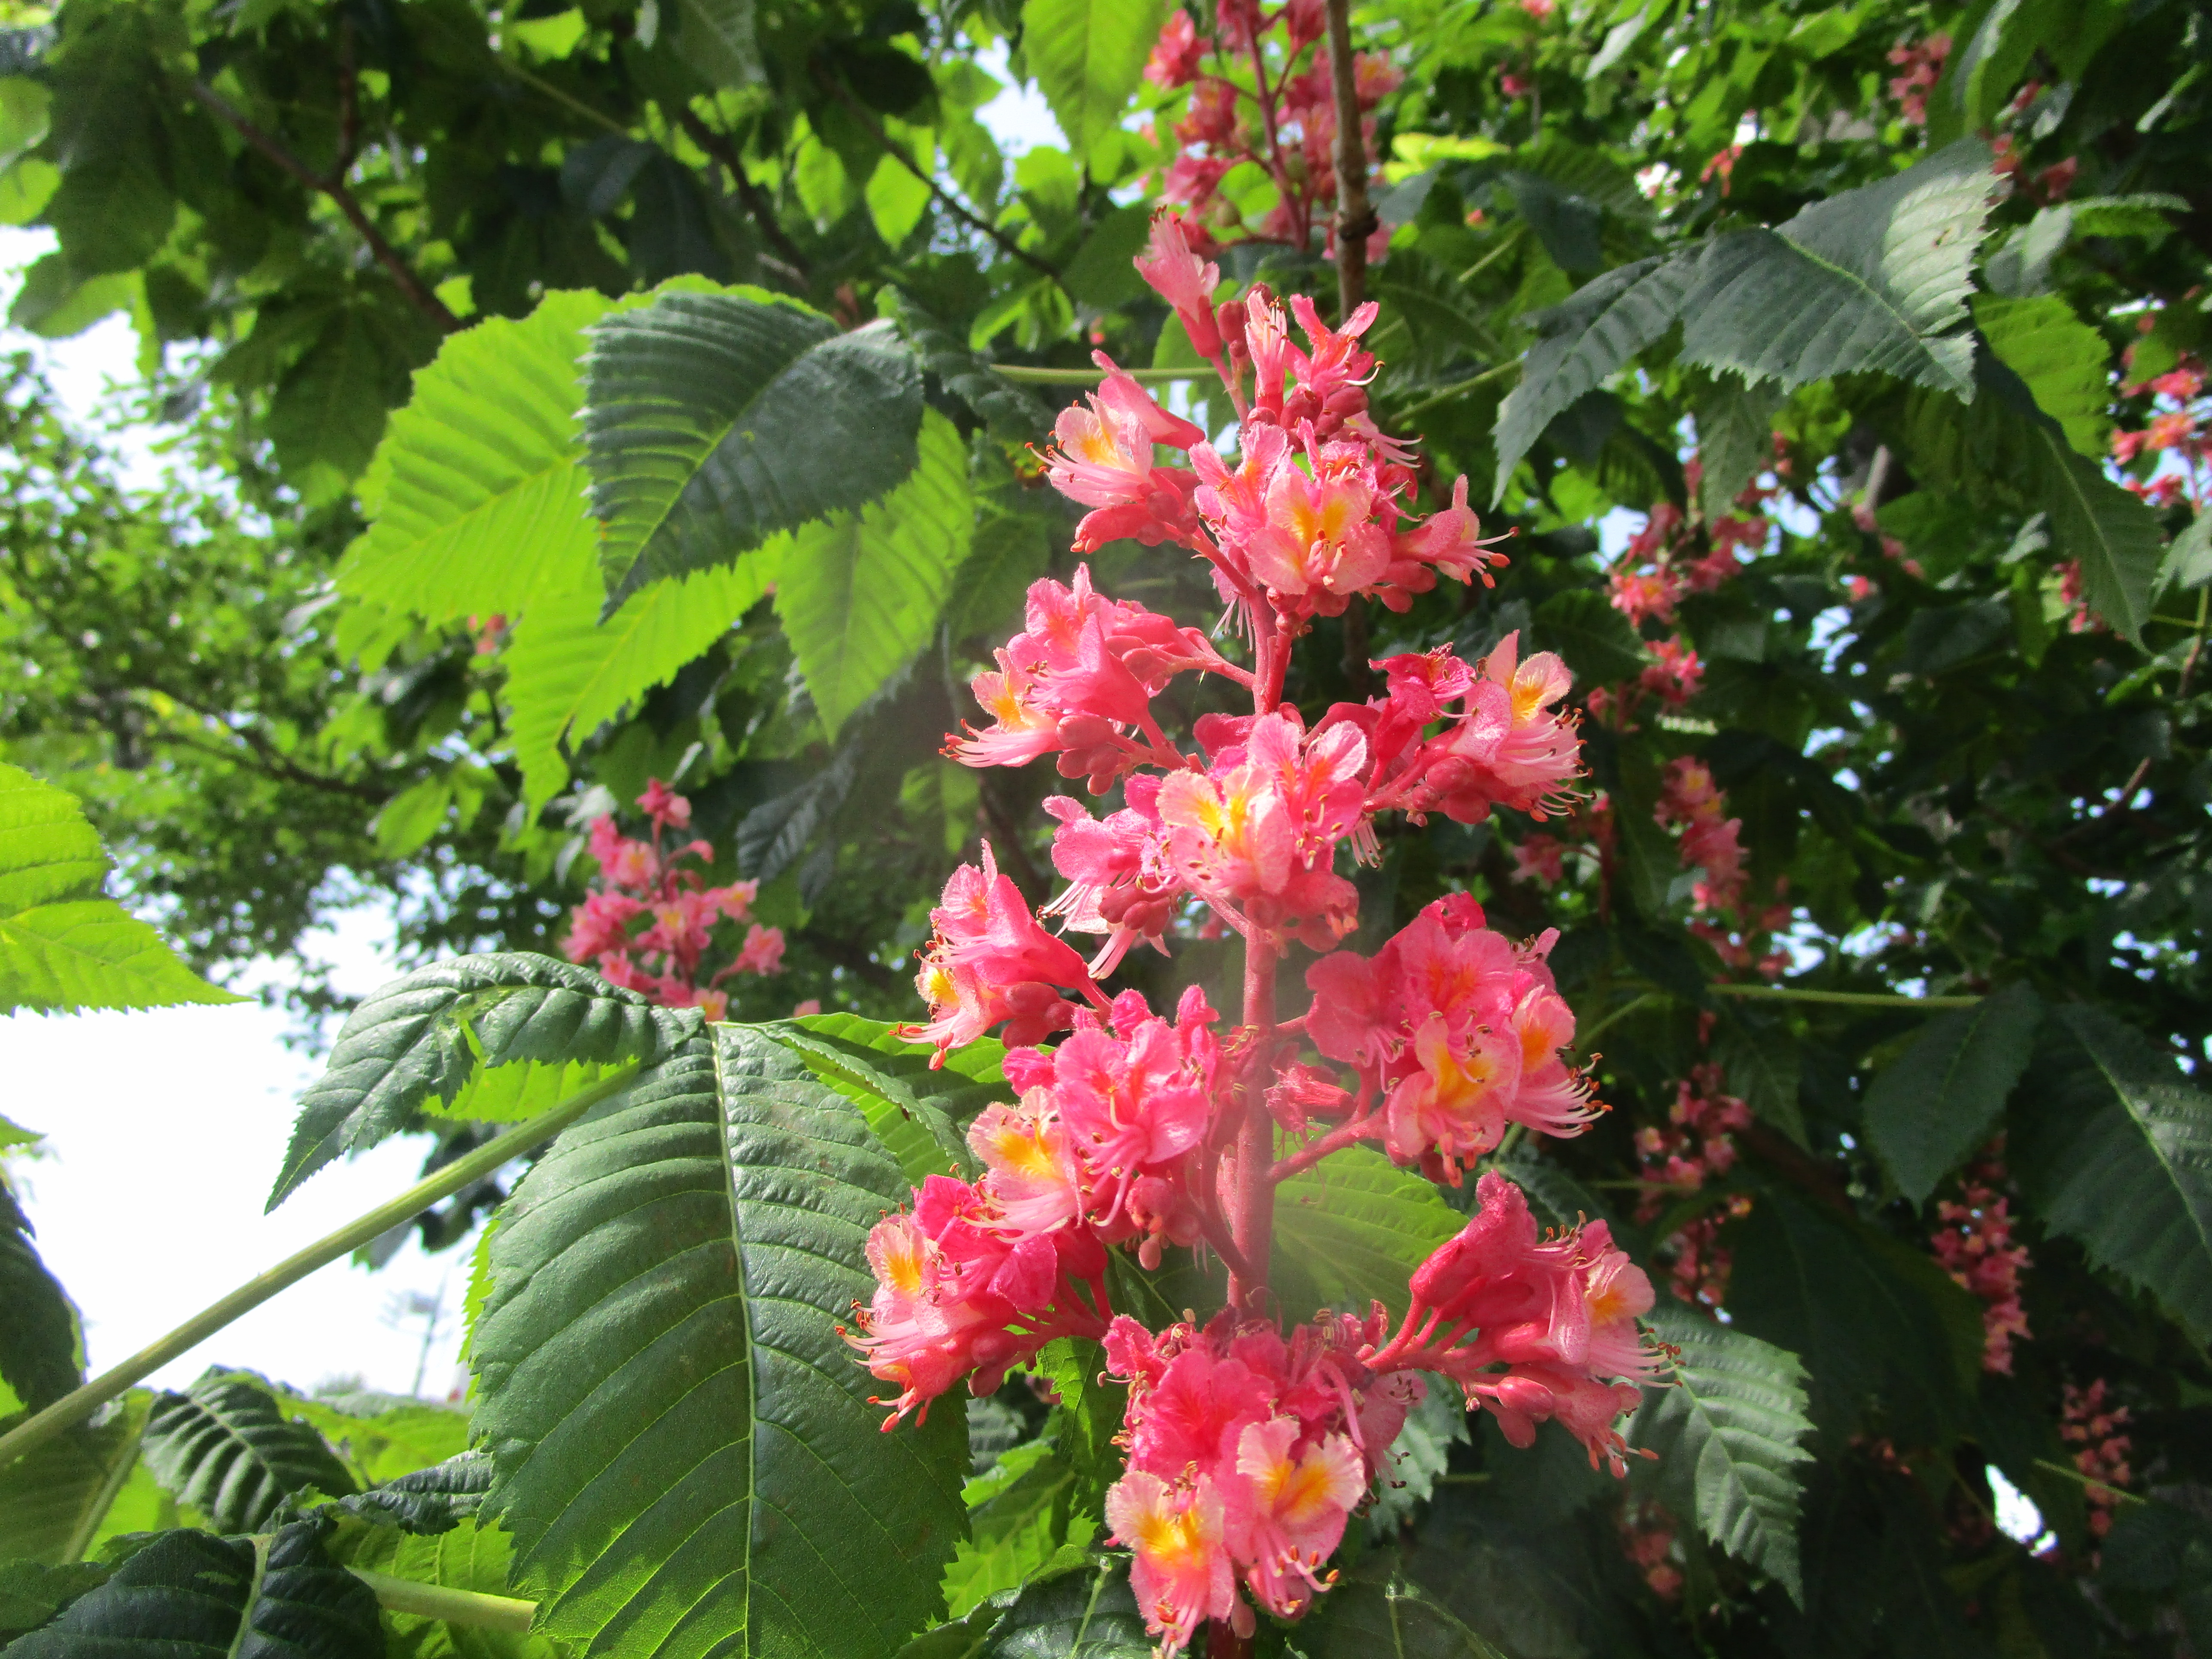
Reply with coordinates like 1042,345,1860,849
673,106,814,284
191,81,461,334
809,67,1068,290
1324,0,1376,316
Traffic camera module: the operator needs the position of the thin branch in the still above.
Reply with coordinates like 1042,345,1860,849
348,1568,537,1633
1324,0,1376,314
674,105,815,283
994,364,1197,384
810,67,1068,289
191,82,461,334
1711,984,1982,1009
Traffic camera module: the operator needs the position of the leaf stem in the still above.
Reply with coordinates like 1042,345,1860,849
1574,990,1664,1051
349,1567,539,1632
993,365,1200,385
1389,360,1519,421
1710,984,1981,1009
0,1067,638,1473
2032,1457,2143,1507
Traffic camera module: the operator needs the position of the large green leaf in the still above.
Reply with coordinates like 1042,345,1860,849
1,1520,383,1659
944,1555,1151,1659
0,765,240,1016
675,0,763,88
269,953,699,1207
1292,1561,1508,1659
881,289,1052,443
1273,1147,1464,1322
140,1370,359,1535
1678,140,1995,400
0,1395,150,1566
337,291,608,625
2013,1004,2212,1343
334,1516,559,1659
0,1560,106,1645
1973,294,2111,458
267,303,415,498
767,1012,1008,1183
1695,376,1787,520
470,1026,969,1657
503,547,780,809
1019,0,1165,171
0,1185,79,1415
1492,254,1695,499
1863,982,2040,1206
774,407,974,738
583,290,923,603
1632,1303,1815,1603
2033,426,2162,643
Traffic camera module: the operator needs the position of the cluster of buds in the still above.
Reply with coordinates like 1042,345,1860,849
1654,756,1747,914
561,779,784,1020
1930,1165,2032,1374
1603,496,1768,631
2060,1379,2133,1539
1886,34,1950,126
857,216,1655,1655
1635,1059,1753,1310
1142,0,1399,259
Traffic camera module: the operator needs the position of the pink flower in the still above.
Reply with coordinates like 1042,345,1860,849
1511,833,1566,887
1224,1417,1364,1617
1145,7,1204,88
1109,1473,1240,1652
1135,211,1224,361
732,922,785,976
901,846,1095,1063
637,776,691,829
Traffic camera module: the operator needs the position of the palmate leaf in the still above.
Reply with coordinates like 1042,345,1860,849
1695,375,1787,520
675,0,763,88
1632,1303,1815,1603
2,1519,383,1659
768,1012,1007,1183
1863,982,2041,1206
0,1560,107,1645
333,1516,558,1659
0,1395,150,1566
775,407,974,736
470,1026,968,1658
1019,0,1165,170
2013,1004,2212,1343
1530,588,1647,687
269,953,699,1208
908,1555,1151,1659
583,290,923,604
1679,140,1996,399
1491,254,1695,500
140,1370,359,1535
1274,1146,1463,1321
0,765,241,1016
0,1184,79,1414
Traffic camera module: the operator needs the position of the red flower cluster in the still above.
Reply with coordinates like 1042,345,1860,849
1618,1498,1684,1600
1886,34,1951,126
1141,0,1399,259
2060,1379,2133,1539
1635,1060,1753,1310
561,779,784,1020
1930,1161,2032,1375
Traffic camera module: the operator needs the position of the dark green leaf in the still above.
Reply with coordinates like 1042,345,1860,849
0,1560,106,1644
1695,376,1785,520
0,1184,79,1414
2013,1004,2212,1342
675,0,763,89
767,1011,1008,1183
141,1371,358,1535
1274,1146,1464,1321
1531,589,1646,688
1863,983,2039,1205
584,290,923,604
884,289,1053,442
972,1554,1150,1659
2033,426,2162,642
1292,1562,1507,1659
470,1026,969,1657
329,1516,558,1659
328,1453,492,1535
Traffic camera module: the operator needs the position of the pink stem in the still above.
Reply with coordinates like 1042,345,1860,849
1266,1113,1383,1184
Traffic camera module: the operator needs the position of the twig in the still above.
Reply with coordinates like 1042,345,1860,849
674,106,815,283
1574,990,1663,1051
1324,0,1376,314
811,67,1066,289
0,1070,635,1473
190,82,461,334
1389,360,1519,420
1711,984,1981,1009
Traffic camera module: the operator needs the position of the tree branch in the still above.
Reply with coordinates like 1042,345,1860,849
810,67,1068,290
674,106,815,285
191,81,461,334
1324,0,1377,316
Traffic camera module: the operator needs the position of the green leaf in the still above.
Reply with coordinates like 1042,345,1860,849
330,1453,493,1536
1633,1302,1815,1603
0,1395,151,1566
583,289,923,604
882,290,1053,443
767,1012,1008,1183
2162,511,2212,595
332,1515,559,1659
1034,1336,1123,1517
1019,0,1165,172
1530,588,1646,688
1712,1017,1805,1147
504,547,778,809
1863,982,2040,1206
1366,1385,1471,1531
2033,427,2162,642
470,1026,969,1657
338,290,610,626
0,1560,106,1644
775,407,974,737
0,763,107,912
2013,1004,2212,1343
1695,376,1786,520
1292,1562,1507,1659
2,1519,384,1658
675,0,762,88
967,1555,1151,1659
1973,295,2111,457
942,1440,1100,1619
267,303,415,498
1492,254,1694,501
269,953,699,1208
0,1183,80,1415
1274,1146,1464,1321
140,1370,359,1534
1678,140,1996,400
277,1396,471,1487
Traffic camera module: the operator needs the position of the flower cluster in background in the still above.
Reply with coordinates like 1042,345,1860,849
1141,0,1399,259
1886,33,1950,127
1618,1498,1684,1601
1635,1056,1753,1310
2060,1379,2133,1540
561,778,785,1021
1929,1152,2032,1375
